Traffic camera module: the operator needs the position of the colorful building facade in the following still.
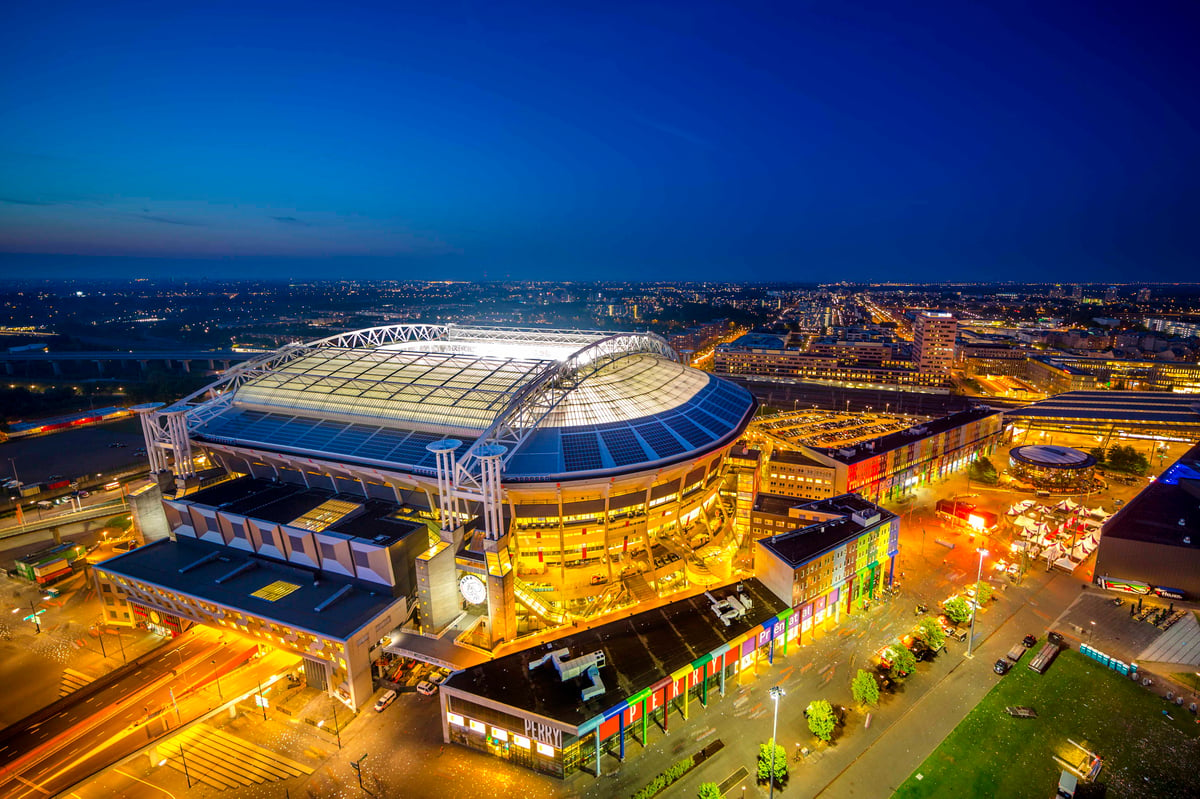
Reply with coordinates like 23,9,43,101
439,579,792,778
754,494,899,640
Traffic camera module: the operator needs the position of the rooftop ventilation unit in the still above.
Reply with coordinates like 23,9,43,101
706,590,752,627
529,648,607,702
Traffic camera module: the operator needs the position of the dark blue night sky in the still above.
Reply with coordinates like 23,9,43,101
1,1,1197,282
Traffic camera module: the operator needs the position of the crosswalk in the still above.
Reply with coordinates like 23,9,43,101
59,668,92,697
155,725,313,790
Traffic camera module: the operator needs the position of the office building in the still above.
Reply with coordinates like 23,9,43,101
912,312,957,374
754,494,899,636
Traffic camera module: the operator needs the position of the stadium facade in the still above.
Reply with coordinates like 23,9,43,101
98,325,757,708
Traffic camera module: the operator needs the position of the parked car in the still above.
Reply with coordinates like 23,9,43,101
415,681,438,696
993,658,1012,675
428,670,449,685
373,689,397,712
1047,630,1064,646
590,574,608,585
1023,634,1038,648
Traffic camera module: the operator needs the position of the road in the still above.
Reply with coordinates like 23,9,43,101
0,629,261,799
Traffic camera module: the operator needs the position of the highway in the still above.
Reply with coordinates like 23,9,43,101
0,629,268,799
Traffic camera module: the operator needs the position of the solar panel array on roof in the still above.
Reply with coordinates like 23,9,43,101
634,420,686,457
195,408,462,471
599,427,649,467
562,432,604,472
664,414,712,448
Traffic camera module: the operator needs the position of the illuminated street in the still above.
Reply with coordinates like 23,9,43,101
0,628,288,799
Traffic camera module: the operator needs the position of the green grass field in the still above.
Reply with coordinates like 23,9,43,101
894,649,1200,799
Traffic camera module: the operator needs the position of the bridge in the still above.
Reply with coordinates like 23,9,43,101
0,350,262,377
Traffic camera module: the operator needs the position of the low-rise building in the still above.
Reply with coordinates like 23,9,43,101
754,494,899,638
762,449,836,501
439,579,791,778
1025,357,1100,395
1094,442,1200,601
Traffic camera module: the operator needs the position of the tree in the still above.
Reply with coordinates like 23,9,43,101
1107,445,1149,475
974,581,994,605
943,596,973,626
968,456,999,485
886,645,917,678
757,739,788,786
806,699,837,742
1088,446,1107,465
697,784,722,799
851,669,880,706
915,617,946,651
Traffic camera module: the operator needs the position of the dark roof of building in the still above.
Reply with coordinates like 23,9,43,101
1005,391,1200,425
1099,442,1200,550
753,492,804,516
813,406,1001,464
769,449,830,468
758,494,896,567
444,579,788,728
1030,357,1091,376
97,536,400,640
180,477,425,547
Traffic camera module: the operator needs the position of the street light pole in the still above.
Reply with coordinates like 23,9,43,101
768,685,785,799
180,743,192,788
966,548,988,658
332,698,342,749
212,659,222,701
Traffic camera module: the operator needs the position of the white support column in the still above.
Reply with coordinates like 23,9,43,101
426,439,463,538
164,410,194,477
476,444,508,541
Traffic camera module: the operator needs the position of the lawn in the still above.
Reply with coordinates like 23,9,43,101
893,649,1200,799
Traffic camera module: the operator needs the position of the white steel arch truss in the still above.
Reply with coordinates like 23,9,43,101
146,325,678,519
452,331,678,493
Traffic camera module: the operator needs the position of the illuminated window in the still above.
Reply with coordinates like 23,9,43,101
513,735,530,749
289,499,361,532
250,580,302,602
491,728,508,742
447,713,464,726
468,720,485,734
536,742,554,757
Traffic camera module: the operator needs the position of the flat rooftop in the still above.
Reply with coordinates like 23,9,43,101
183,477,426,548
444,579,788,728
1100,442,1200,550
754,492,805,516
1005,391,1200,426
759,494,896,567
769,449,830,469
97,536,401,640
815,406,1002,464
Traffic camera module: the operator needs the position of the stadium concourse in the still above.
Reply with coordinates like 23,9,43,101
98,325,761,710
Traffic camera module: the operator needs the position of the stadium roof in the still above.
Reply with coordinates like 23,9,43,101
181,325,756,482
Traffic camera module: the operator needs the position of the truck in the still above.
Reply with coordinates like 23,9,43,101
1029,640,1063,674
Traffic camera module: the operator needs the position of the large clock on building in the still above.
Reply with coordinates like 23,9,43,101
459,574,487,605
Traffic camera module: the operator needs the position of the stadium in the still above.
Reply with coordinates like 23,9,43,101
125,324,757,667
